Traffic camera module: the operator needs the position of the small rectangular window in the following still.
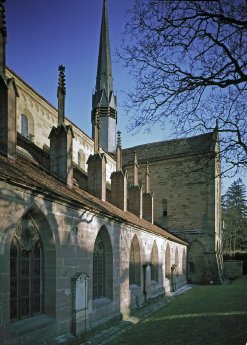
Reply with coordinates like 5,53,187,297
162,200,168,217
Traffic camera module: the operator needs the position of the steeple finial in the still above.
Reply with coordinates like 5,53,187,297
215,118,219,131
133,151,139,186
117,130,122,148
0,0,7,75
57,65,66,125
145,161,150,193
134,150,138,165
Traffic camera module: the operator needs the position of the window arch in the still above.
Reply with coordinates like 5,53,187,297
151,241,158,282
10,214,43,321
165,243,171,279
93,226,113,300
129,235,141,286
21,114,29,138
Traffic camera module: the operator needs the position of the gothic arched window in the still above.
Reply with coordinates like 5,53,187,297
151,241,158,282
129,235,141,286
93,234,105,299
10,214,43,321
21,114,29,138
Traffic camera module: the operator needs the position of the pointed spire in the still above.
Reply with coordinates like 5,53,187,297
116,130,122,171
96,0,113,96
57,65,66,125
0,0,7,75
145,161,150,193
133,150,139,186
91,0,117,153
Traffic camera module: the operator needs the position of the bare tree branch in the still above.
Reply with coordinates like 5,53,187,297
119,0,247,176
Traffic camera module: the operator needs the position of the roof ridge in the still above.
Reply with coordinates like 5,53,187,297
123,132,214,151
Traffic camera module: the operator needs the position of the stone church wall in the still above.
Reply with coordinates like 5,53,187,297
0,181,187,345
125,153,222,283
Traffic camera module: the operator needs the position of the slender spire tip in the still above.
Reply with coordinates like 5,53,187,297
58,65,66,95
117,130,122,148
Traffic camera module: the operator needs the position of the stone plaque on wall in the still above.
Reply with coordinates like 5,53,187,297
71,272,89,336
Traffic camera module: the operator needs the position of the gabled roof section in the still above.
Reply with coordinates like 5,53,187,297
123,132,216,166
0,153,187,246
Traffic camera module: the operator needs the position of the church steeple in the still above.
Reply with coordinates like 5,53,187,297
92,0,117,153
96,0,113,97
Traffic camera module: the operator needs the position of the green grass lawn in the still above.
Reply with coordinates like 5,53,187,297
111,277,247,345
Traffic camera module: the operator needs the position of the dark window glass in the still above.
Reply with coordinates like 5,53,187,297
129,238,140,286
21,114,28,138
129,242,135,285
93,235,105,299
151,243,158,282
162,200,168,217
10,242,18,320
10,217,43,321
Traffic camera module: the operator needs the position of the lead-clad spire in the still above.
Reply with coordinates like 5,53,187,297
91,0,117,153
96,0,113,97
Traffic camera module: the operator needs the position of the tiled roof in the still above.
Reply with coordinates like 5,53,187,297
123,132,215,166
0,153,187,245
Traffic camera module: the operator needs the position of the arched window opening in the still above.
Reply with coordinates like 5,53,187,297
93,227,113,300
21,114,29,138
165,243,171,279
93,234,105,299
129,235,141,286
10,214,43,321
151,241,158,282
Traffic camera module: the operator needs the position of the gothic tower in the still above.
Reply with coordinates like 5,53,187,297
92,0,117,153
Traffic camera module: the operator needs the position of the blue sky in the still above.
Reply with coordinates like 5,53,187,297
5,0,168,148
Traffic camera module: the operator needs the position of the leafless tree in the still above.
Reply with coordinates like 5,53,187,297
120,0,247,176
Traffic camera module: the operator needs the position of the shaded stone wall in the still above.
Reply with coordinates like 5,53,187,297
125,154,222,283
0,181,187,345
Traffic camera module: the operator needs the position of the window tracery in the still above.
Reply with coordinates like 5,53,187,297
93,235,105,298
10,214,43,321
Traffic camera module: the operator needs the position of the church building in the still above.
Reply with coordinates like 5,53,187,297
0,1,222,344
